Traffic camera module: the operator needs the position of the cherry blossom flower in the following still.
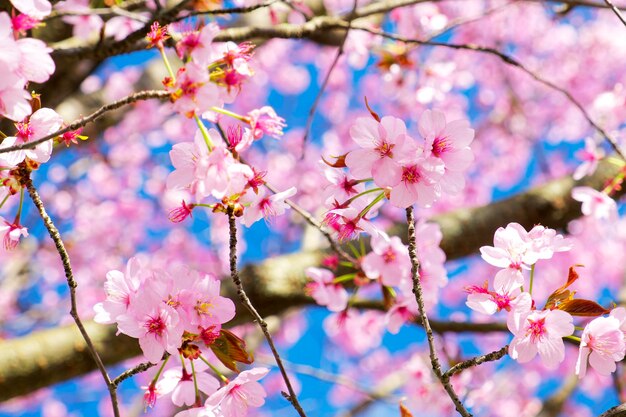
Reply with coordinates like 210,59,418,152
116,291,184,363
419,109,475,193
205,367,269,417
93,258,143,324
167,130,252,201
0,108,63,167
361,231,411,287
385,294,418,334
157,364,219,407
305,267,349,312
576,315,626,378
345,115,417,187
388,153,444,208
240,187,297,226
167,63,222,118
168,200,195,223
0,218,28,250
573,138,603,180
322,166,364,205
508,309,574,368
10,0,51,19
572,187,617,221
247,106,286,139
479,223,541,270
466,269,526,315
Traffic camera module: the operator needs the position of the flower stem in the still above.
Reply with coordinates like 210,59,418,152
150,355,170,385
159,47,176,80
190,358,200,405
0,193,10,210
210,106,249,123
14,188,24,223
529,264,536,295
199,355,229,383
564,335,581,343
344,187,383,206
194,115,214,152
357,191,386,220
333,273,356,284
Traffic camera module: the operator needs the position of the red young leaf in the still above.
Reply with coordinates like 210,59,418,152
544,265,583,309
557,298,611,317
400,403,414,417
321,154,347,168
209,329,254,372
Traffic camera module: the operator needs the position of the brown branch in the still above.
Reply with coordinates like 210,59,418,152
603,0,626,26
226,207,307,417
301,0,356,151
443,345,509,380
535,375,578,417
601,403,626,417
20,168,120,417
406,206,471,417
111,360,157,388
0,90,169,155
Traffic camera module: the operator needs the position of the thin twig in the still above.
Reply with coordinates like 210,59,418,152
443,345,508,380
214,124,358,265
301,0,358,152
112,361,158,388
172,0,281,21
0,90,169,156
256,353,401,403
226,207,308,417
264,182,358,264
351,24,626,161
604,0,626,26
22,168,120,417
406,206,472,417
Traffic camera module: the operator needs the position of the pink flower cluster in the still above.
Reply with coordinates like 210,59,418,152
345,109,474,208
94,257,235,363
166,128,296,226
467,222,626,377
306,219,447,337
0,11,55,121
320,108,474,242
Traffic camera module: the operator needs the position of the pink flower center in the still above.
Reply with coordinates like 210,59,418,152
493,293,511,310
195,300,214,317
382,247,396,263
526,317,546,343
15,122,33,142
432,136,450,157
401,165,422,184
375,141,395,158
145,315,166,336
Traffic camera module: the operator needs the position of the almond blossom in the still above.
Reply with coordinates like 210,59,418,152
576,315,626,378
